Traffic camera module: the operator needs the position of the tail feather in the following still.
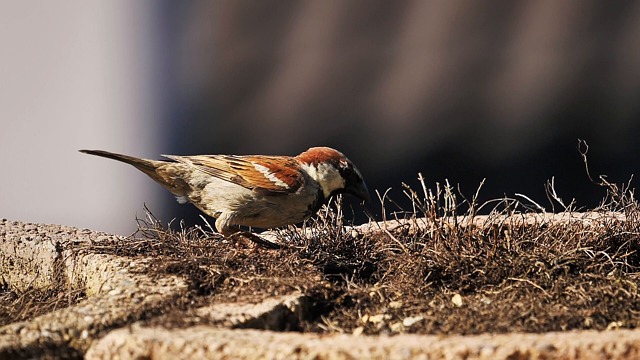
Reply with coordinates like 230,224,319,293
79,149,159,174
80,149,190,200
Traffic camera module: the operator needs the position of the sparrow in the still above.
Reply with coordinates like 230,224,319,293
79,147,369,246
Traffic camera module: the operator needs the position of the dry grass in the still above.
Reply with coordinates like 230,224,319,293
0,287,86,327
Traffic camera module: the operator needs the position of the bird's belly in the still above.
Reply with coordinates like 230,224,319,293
231,197,318,229
197,179,322,229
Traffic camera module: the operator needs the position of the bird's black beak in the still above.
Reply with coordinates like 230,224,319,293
350,181,371,204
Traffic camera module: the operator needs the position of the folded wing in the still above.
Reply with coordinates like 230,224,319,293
162,154,304,194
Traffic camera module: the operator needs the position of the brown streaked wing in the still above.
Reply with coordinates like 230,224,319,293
162,154,303,194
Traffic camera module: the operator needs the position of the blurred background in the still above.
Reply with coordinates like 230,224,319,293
1,1,639,235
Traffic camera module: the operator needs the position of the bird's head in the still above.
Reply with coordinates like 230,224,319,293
296,147,370,203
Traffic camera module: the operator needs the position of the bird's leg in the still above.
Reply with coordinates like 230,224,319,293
232,230,281,249
216,215,280,249
224,227,281,249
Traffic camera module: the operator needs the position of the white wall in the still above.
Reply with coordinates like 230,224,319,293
0,2,162,235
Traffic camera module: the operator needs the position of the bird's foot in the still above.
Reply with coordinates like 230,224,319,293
227,230,281,250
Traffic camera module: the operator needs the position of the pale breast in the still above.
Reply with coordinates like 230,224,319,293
198,174,323,229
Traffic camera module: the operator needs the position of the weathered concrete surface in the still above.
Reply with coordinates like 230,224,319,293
3,215,640,359
261,211,627,243
361,211,628,233
0,219,190,357
0,220,91,292
86,326,640,360
0,220,313,358
195,293,311,331
0,255,187,355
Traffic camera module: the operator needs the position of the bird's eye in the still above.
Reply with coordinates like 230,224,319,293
339,163,355,178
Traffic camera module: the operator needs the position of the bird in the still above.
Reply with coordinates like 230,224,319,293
79,147,369,246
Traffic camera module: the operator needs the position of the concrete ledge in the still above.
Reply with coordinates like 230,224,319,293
0,220,189,357
86,326,640,360
260,211,626,243
2,214,640,359
195,293,311,330
0,220,313,357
